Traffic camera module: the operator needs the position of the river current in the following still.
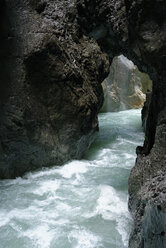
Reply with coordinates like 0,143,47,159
0,109,144,248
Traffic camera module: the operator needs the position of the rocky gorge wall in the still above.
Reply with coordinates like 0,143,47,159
0,0,166,247
126,1,166,247
0,0,109,178
77,1,166,246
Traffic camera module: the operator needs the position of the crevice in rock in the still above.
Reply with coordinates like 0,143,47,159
29,0,47,14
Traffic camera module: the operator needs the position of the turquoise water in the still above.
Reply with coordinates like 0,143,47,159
0,109,144,248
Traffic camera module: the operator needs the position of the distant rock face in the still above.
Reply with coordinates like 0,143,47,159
100,55,152,112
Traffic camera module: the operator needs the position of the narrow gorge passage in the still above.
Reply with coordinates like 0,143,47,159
0,109,144,248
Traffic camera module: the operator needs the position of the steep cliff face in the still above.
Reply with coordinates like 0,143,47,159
126,1,166,247
0,0,109,178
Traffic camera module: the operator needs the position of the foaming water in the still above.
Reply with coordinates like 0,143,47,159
0,109,144,248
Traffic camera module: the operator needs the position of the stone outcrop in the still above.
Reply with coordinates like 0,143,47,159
100,55,152,112
0,0,109,178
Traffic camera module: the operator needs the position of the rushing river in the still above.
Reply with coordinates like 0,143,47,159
0,109,144,248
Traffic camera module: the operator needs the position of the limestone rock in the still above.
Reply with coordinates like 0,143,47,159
100,55,152,112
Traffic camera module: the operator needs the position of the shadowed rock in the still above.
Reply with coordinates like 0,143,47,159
0,0,109,178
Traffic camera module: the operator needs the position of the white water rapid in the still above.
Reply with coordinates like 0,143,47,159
0,109,144,248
